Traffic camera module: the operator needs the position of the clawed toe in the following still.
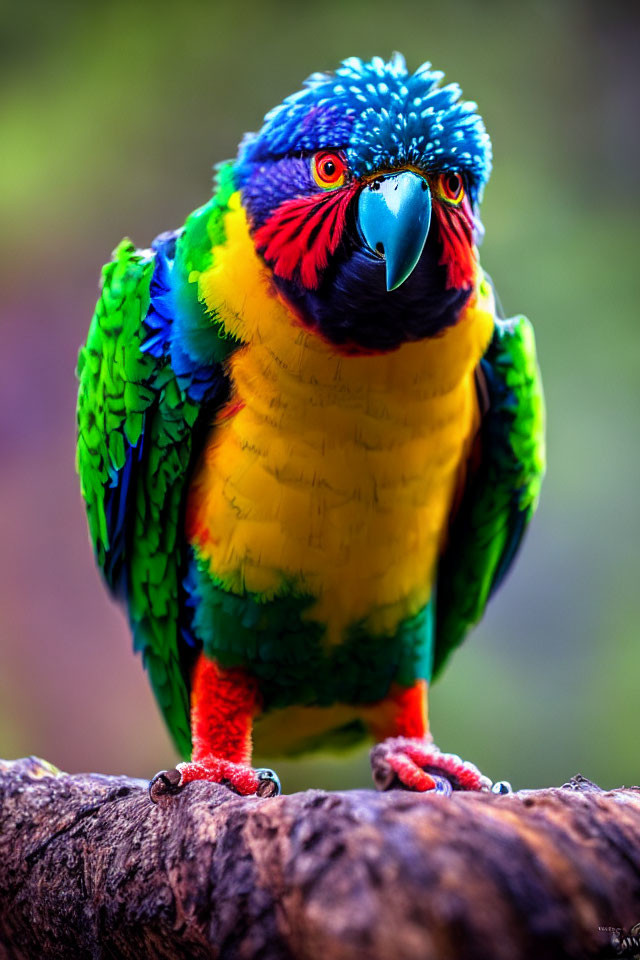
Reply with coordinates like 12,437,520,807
256,768,282,798
374,765,452,795
371,737,492,794
148,761,282,802
148,767,182,803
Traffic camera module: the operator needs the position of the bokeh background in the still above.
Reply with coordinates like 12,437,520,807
1,0,639,792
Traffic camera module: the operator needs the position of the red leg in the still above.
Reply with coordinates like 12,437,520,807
366,681,492,794
365,680,430,741
190,655,258,766
150,655,280,800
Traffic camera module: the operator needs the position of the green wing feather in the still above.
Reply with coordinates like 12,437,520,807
76,242,190,757
433,314,546,677
76,169,238,758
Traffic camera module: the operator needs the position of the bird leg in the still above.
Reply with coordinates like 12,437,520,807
366,681,492,793
149,655,280,801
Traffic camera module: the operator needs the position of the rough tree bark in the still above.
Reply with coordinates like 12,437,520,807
1,757,639,960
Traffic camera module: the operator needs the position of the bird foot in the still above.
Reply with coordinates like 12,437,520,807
148,759,281,803
370,736,492,793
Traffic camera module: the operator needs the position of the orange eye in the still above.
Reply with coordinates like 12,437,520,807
434,171,465,205
312,151,347,189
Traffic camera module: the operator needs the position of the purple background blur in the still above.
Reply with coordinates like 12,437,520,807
1,1,639,792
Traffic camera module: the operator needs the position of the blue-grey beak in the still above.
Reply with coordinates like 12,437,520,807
357,170,432,291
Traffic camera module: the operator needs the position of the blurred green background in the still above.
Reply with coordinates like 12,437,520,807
1,0,639,792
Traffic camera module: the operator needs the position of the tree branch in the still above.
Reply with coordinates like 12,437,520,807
1,757,639,959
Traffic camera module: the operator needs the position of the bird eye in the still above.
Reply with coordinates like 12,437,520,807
434,171,465,205
312,151,347,189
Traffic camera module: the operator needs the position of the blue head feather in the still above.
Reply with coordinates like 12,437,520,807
236,53,492,204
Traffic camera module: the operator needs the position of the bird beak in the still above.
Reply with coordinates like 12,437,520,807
357,170,432,291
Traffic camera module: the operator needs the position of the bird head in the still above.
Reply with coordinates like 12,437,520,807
234,54,492,353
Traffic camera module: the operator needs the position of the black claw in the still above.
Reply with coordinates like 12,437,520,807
255,768,281,798
372,763,397,792
149,767,182,803
491,780,513,795
430,774,453,796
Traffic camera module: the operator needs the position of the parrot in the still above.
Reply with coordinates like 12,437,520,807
76,53,545,800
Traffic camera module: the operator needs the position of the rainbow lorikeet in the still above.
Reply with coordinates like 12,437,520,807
77,54,544,799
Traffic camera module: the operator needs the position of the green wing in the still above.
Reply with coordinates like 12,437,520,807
76,170,238,758
433,314,546,678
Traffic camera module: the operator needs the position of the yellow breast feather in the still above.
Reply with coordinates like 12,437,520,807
190,192,495,644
